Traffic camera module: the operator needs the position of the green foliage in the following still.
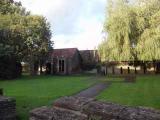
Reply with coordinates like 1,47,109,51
0,0,52,78
99,0,137,61
0,0,29,15
99,0,160,61
136,0,160,60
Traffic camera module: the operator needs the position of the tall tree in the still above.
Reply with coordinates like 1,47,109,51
136,0,160,60
23,16,52,75
0,0,52,78
99,0,160,62
99,0,138,61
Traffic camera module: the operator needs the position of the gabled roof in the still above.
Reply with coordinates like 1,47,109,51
51,48,78,59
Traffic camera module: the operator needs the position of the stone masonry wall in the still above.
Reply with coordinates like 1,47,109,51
30,97,160,120
0,96,16,120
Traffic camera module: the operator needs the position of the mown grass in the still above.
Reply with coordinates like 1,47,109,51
97,75,160,109
0,75,95,120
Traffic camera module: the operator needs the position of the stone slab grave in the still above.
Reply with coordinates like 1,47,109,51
0,95,16,120
30,96,160,120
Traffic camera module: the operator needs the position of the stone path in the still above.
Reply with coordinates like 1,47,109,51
73,75,134,98
74,82,110,98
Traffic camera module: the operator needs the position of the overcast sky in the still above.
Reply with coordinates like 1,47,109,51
15,0,107,50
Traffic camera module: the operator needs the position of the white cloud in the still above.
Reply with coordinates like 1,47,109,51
54,20,103,50
16,0,65,15
15,0,107,50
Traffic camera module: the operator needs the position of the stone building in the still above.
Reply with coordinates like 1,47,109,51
46,48,99,75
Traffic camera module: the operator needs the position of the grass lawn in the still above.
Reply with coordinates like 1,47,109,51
0,75,95,120
97,75,160,110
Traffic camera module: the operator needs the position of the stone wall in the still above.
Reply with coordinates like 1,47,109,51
0,96,16,120
30,97,160,120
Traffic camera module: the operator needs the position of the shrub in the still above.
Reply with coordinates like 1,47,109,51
0,55,22,79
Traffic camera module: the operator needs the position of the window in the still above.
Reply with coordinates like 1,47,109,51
59,59,65,73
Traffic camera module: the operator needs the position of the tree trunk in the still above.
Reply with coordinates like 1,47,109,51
120,67,123,74
135,67,137,74
156,62,160,74
112,66,115,74
143,62,146,74
153,61,156,74
105,66,108,75
29,61,35,76
128,67,130,74
40,60,43,75
29,54,35,76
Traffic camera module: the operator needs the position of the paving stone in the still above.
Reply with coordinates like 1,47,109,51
30,106,88,120
74,83,109,98
54,96,94,111
83,100,160,120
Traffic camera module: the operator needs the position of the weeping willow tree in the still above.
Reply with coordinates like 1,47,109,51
99,0,138,61
136,0,160,61
99,0,160,62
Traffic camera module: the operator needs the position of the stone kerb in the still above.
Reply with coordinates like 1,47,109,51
30,96,160,120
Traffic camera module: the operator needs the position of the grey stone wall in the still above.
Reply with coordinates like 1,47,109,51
30,97,160,120
0,96,16,120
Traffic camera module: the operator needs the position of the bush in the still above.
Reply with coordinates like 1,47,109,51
0,55,22,79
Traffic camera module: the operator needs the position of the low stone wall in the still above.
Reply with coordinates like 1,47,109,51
0,96,16,120
30,97,160,120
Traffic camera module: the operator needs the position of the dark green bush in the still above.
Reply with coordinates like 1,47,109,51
0,55,22,79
